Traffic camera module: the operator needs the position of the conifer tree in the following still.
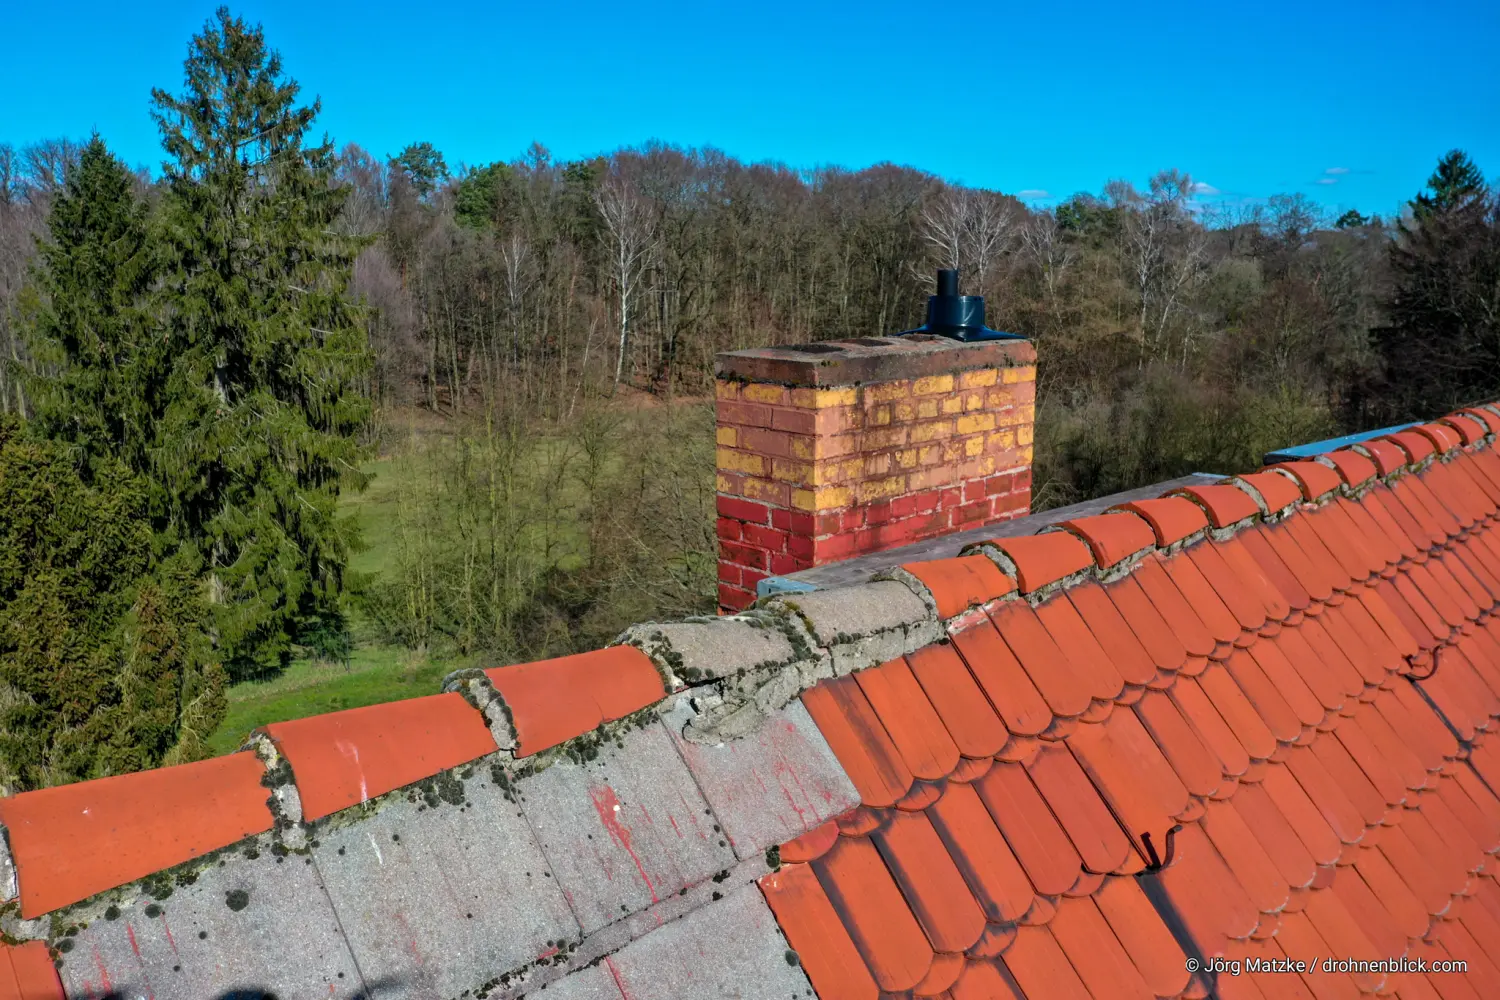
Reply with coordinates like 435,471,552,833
23,136,160,482
149,7,372,678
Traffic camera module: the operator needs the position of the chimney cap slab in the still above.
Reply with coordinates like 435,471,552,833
717,336,1034,388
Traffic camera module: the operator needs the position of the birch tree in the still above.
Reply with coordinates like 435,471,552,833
595,171,657,388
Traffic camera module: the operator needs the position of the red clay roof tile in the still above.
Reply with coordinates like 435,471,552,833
899,554,1015,618
2,941,63,1000
911,952,965,996
1465,407,1500,435
1115,495,1209,546
946,958,1025,999
926,780,1035,922
1229,780,1318,889
1302,505,1377,583
998,925,1092,1000
1057,511,1156,568
1256,633,1340,719
1349,840,1429,941
1240,470,1305,512
1361,438,1409,476
1103,574,1192,673
988,600,1093,719
483,646,664,757
1195,663,1278,761
1034,597,1127,704
1261,522,1336,602
801,677,914,808
853,659,960,781
758,862,880,1000
1282,745,1367,845
1064,583,1159,687
983,531,1093,593
1416,422,1463,453
949,616,1053,737
1259,764,1343,866
1182,542,1266,631
779,820,841,864
1093,875,1192,997
1223,647,1305,743
1154,821,1260,945
1325,449,1379,486
0,752,273,918
973,759,1083,897
1169,677,1252,779
1441,413,1488,446
1175,482,1263,528
1399,475,1462,537
814,834,934,992
1236,528,1313,611
1023,742,1133,874
264,691,495,820
1158,549,1243,646
1068,711,1189,854
1386,430,1438,465
1048,894,1154,1000
1133,689,1224,799
870,809,986,953
903,643,1008,759
1213,534,1294,620
1200,797,1290,915
1275,460,1344,500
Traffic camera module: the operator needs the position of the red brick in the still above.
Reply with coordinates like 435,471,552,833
717,495,771,524
993,492,1030,515
841,509,864,531
743,523,789,551
739,426,794,457
962,479,988,504
722,541,769,570
864,500,894,526
740,566,769,588
815,512,844,535
773,508,816,533
940,487,963,510
815,532,858,561
718,560,743,587
985,471,1018,496
718,400,773,428
914,491,940,514
719,583,755,611
770,553,812,575
716,517,742,542
770,406,818,434
1014,469,1033,492
788,533,815,558
890,494,920,519
954,499,992,524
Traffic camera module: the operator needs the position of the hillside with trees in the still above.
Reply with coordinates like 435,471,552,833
1,7,1496,790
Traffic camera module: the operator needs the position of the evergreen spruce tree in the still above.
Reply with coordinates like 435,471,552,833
0,418,226,792
23,136,161,482
149,7,372,679
1374,150,1500,420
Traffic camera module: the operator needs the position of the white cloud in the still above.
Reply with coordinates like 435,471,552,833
1191,182,1220,195
1316,178,1338,185
1325,167,1350,175
1016,189,1050,199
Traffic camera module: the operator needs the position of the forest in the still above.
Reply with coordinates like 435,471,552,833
1,7,1497,792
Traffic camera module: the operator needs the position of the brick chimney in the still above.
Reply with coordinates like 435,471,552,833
714,335,1036,612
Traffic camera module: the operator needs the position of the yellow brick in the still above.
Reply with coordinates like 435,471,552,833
812,458,865,486
909,467,955,490
715,379,742,400
716,473,736,493
919,444,943,466
1022,445,1034,463
1018,425,1034,446
717,447,765,476
716,426,738,447
910,420,954,444
862,427,909,450
957,413,996,435
870,405,892,426
789,386,858,408
988,429,1017,452
941,396,964,415
895,448,920,469
964,391,985,411
965,436,984,457
816,433,859,459
1022,404,1036,422
791,485,852,511
912,374,955,395
742,477,785,503
917,399,939,419
1002,365,1037,385
744,383,790,405
858,475,908,501
790,436,815,460
771,458,815,483
943,440,964,463
865,453,892,477
894,402,916,423
976,456,997,476
865,380,912,403
959,368,999,389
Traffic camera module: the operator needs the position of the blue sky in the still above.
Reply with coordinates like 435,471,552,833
4,1,1498,217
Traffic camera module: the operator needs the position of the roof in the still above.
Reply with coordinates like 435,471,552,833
4,402,1500,1000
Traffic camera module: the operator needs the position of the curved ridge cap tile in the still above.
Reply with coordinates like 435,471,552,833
483,645,666,758
1057,511,1157,568
1357,439,1408,476
3,940,64,1000
986,531,1093,593
901,555,1016,618
1384,430,1437,464
1113,496,1208,547
1463,407,1500,435
264,691,497,820
0,752,273,918
1440,413,1488,446
1238,470,1304,513
1414,422,1462,453
1173,483,1262,529
1273,461,1342,501
1321,450,1378,487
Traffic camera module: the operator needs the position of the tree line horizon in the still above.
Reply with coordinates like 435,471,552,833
0,6,1496,793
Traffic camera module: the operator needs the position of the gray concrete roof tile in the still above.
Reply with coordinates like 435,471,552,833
311,766,580,998
775,580,932,645
529,962,625,1000
661,699,858,862
602,883,815,999
517,720,737,935
53,836,363,999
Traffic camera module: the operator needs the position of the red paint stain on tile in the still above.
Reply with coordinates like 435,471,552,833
590,784,660,903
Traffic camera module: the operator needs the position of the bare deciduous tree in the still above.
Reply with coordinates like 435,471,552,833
1019,210,1075,312
595,171,657,388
